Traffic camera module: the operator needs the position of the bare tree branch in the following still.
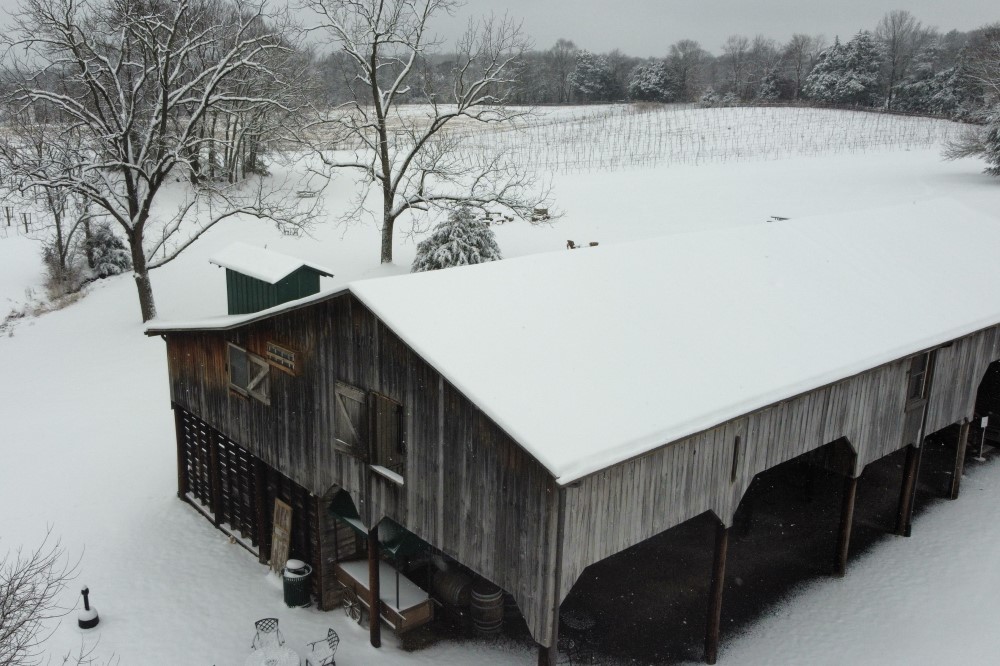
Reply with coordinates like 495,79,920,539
302,0,551,264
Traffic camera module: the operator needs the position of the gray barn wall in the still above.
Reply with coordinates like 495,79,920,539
164,294,560,646
558,324,1000,602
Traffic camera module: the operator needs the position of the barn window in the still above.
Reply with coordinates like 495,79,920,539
334,382,368,458
228,343,270,404
907,352,930,401
370,393,405,485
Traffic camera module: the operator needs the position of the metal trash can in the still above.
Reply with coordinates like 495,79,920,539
283,559,313,608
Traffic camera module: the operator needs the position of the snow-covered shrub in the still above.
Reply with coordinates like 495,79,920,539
85,222,132,278
699,89,720,107
628,62,676,102
803,32,883,106
41,241,85,298
411,207,502,273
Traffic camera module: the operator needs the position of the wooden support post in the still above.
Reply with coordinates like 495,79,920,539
834,476,859,576
368,527,381,648
537,638,558,666
537,487,567,666
209,432,222,526
950,420,970,500
895,444,922,537
704,520,729,665
254,460,268,565
173,406,188,501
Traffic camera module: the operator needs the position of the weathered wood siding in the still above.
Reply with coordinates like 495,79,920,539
164,294,560,645
925,326,1000,434
558,324,1000,602
164,285,1000,635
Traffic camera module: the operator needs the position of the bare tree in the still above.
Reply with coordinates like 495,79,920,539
303,0,550,264
746,35,782,100
0,0,317,322
0,108,95,294
783,34,825,100
0,533,77,666
876,10,933,109
545,38,579,104
720,34,751,98
667,39,710,102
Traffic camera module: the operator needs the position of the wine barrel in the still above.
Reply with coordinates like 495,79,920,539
471,580,503,636
433,570,472,607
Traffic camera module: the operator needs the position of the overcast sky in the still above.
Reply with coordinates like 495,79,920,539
0,0,994,58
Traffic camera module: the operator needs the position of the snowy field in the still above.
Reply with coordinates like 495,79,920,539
2,106,1000,665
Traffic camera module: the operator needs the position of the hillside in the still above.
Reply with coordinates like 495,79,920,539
2,106,1000,665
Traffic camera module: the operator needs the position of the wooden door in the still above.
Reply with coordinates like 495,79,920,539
270,498,293,573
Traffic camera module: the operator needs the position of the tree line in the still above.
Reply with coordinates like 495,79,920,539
317,10,998,122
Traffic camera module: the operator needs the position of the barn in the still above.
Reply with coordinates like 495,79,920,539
146,199,1000,664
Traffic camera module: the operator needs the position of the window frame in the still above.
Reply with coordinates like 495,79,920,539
227,342,270,405
369,392,406,484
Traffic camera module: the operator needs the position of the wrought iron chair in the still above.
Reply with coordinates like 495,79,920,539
251,617,285,649
305,628,340,666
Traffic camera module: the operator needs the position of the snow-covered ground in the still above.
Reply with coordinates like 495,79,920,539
2,108,1000,665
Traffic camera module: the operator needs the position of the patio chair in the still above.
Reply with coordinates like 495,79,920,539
305,628,340,666
251,617,285,649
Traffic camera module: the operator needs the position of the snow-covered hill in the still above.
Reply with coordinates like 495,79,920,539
2,107,1000,665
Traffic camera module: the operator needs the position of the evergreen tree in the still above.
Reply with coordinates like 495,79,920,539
85,222,132,279
627,61,677,102
756,72,783,101
984,115,1000,176
804,33,884,106
840,31,885,105
568,51,615,102
411,207,502,273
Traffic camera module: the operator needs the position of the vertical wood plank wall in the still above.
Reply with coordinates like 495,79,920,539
558,324,1000,602
164,292,1000,641
165,294,559,645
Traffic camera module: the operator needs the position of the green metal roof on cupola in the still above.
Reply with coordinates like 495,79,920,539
209,242,334,315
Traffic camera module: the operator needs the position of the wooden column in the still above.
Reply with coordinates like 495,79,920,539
538,487,567,666
209,432,222,526
704,520,729,665
834,476,859,576
950,420,971,500
895,444,922,537
537,635,558,666
254,459,268,565
173,406,188,501
368,526,381,648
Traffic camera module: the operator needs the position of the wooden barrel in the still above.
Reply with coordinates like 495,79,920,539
432,571,472,607
471,580,503,636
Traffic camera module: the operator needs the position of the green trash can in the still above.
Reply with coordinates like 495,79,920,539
283,559,313,608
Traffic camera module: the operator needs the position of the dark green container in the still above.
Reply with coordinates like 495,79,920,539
283,559,313,608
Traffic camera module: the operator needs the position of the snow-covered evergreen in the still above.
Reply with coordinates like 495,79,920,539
627,61,676,102
804,33,884,106
86,222,132,279
411,207,502,273
569,51,616,102
756,72,783,101
983,112,1000,177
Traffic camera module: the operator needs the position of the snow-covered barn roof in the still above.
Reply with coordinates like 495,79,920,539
150,199,1000,485
208,241,334,283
